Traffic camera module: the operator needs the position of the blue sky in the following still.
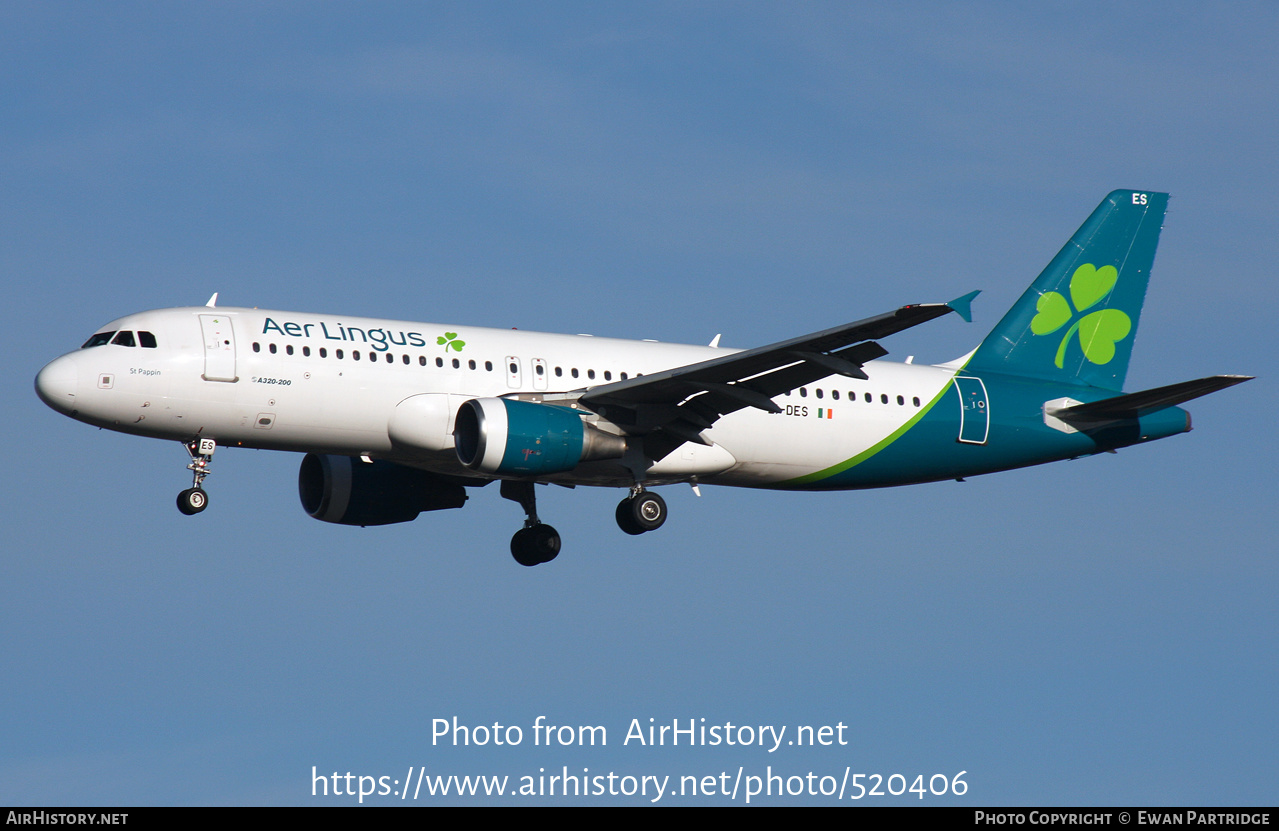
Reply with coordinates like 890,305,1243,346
4,2,1276,805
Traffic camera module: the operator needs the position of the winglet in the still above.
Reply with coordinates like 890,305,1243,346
206,292,219,308
946,290,980,323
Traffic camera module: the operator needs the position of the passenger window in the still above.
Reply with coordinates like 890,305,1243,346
865,393,872,403
419,356,426,366
303,346,311,357
469,360,476,370
832,390,839,400
537,365,545,376
402,355,410,365
587,369,595,380
881,394,888,404
452,358,460,369
353,351,361,361
486,361,493,371
320,348,328,358
138,331,157,348
286,345,294,355
571,368,579,378
436,357,443,367
269,343,277,354
111,331,136,347
555,367,563,377
799,387,807,398
913,397,921,407
82,332,116,348
253,342,261,353
897,395,904,405
336,349,344,359
816,388,824,399
604,371,611,380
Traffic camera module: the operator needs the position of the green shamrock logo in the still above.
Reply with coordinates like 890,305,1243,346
437,332,465,352
1030,264,1131,368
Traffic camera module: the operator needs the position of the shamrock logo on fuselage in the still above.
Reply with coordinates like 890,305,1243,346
1030,263,1131,368
437,332,465,352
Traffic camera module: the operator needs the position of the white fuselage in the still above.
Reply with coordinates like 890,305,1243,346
36,306,960,489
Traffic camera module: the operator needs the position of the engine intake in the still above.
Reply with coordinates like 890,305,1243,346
454,398,626,476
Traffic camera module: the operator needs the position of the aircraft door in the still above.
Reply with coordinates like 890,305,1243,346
505,356,522,389
532,358,548,391
954,376,989,445
199,314,238,382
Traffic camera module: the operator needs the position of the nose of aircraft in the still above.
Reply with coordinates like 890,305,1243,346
35,354,79,414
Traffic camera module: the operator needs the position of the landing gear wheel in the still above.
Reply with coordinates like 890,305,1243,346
616,499,644,535
616,491,667,534
177,487,208,515
511,524,561,567
633,492,667,531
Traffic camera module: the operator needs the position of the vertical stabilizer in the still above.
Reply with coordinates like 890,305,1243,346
966,190,1168,390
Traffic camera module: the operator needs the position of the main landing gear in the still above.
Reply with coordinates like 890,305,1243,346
615,487,667,536
497,481,671,565
177,437,216,515
501,480,561,567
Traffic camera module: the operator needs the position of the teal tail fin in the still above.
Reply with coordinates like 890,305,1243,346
966,190,1168,391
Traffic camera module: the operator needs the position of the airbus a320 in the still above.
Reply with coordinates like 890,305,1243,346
36,191,1250,565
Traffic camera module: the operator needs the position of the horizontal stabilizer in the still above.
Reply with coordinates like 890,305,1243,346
1048,375,1253,422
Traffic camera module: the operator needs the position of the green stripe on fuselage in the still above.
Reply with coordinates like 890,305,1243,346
781,374,955,488
780,370,1191,491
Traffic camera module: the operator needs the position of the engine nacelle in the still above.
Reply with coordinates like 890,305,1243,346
298,453,468,526
387,392,473,452
454,398,626,476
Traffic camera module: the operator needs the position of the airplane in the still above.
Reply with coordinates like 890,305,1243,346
35,190,1251,566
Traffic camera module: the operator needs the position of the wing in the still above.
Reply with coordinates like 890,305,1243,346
579,293,978,460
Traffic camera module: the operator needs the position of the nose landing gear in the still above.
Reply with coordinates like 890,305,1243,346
177,438,216,515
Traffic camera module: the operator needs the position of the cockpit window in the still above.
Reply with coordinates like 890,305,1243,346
111,331,137,347
82,332,116,348
138,331,157,348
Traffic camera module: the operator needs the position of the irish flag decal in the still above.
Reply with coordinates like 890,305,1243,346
817,408,833,419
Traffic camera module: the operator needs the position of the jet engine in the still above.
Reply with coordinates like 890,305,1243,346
454,398,626,476
298,453,468,526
